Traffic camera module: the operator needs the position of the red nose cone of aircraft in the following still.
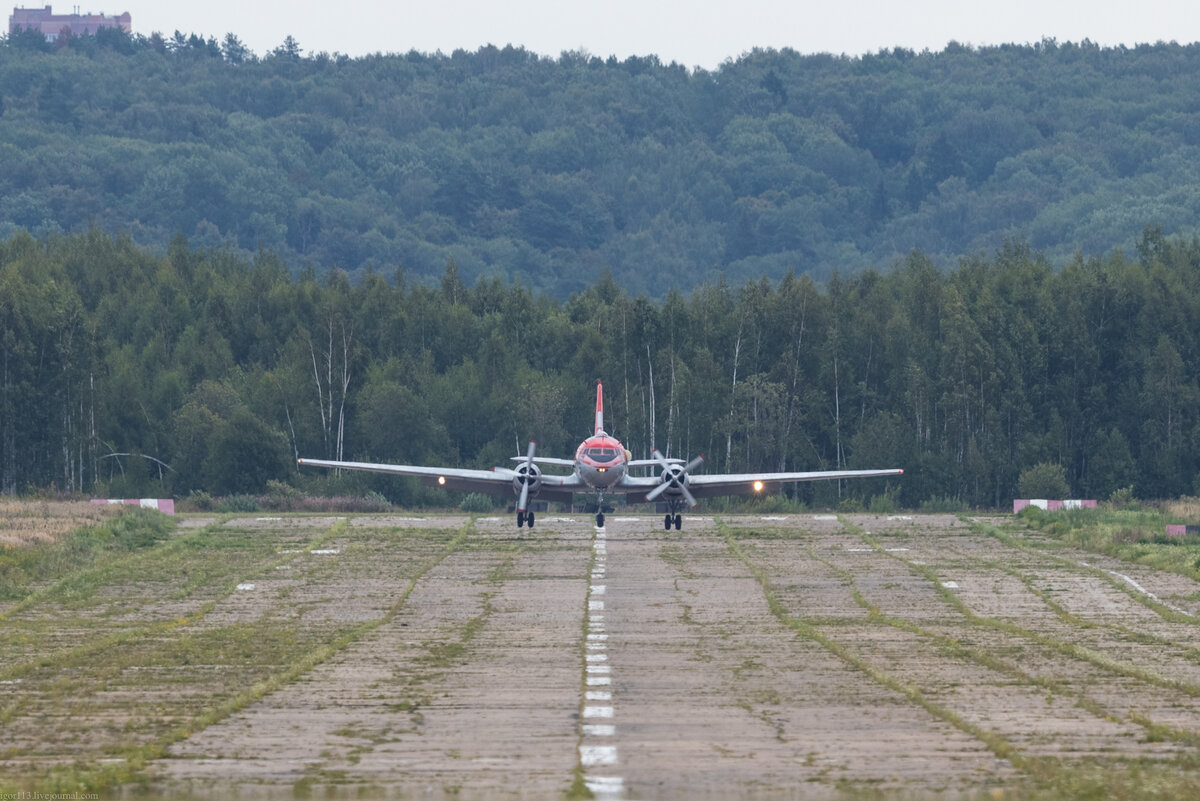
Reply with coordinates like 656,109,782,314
576,434,626,468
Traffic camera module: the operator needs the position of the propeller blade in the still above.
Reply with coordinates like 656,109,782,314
651,448,672,471
645,480,671,503
518,440,536,512
683,454,704,474
680,483,698,508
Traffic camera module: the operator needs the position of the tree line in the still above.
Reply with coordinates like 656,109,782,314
5,29,1200,294
2,228,1197,508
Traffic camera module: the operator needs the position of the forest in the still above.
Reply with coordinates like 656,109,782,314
4,28,1200,294
1,226,1198,509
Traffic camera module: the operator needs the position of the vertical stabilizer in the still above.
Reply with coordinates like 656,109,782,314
595,381,604,434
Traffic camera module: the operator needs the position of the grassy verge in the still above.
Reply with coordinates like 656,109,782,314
0,499,121,549
0,507,175,606
1012,505,1200,582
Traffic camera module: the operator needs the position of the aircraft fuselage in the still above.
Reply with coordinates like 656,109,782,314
574,433,629,491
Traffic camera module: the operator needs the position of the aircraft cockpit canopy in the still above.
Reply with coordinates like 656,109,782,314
583,447,621,463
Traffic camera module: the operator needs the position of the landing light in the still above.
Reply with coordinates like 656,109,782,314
598,467,606,472
753,480,764,492
437,476,446,486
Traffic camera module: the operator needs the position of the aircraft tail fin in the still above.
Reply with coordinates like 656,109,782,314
595,381,604,435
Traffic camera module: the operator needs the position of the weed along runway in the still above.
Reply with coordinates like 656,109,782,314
6,513,1200,798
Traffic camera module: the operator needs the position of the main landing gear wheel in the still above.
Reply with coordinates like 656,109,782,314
674,514,682,530
517,510,534,528
596,512,605,528
663,514,672,530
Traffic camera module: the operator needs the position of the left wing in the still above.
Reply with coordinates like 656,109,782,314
615,467,903,503
627,458,684,468
686,468,903,498
297,458,586,504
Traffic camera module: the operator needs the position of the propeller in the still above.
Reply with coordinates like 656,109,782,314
517,440,537,513
645,448,704,507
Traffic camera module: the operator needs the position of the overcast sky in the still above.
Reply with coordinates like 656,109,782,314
68,0,1200,67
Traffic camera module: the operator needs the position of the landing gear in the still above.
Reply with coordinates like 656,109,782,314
674,513,682,530
596,512,605,528
663,514,671,530
664,513,682,530
517,510,535,528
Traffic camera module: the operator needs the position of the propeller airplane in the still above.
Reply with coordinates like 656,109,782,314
298,381,902,529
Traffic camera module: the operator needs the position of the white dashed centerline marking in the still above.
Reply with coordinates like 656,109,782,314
586,776,625,800
580,525,622,797
580,745,618,766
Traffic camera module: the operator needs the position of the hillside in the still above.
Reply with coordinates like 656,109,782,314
3,30,1200,294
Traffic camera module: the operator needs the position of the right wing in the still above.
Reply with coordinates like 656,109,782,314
297,458,584,503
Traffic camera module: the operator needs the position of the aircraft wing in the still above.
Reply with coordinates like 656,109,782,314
627,458,684,467
685,468,903,499
297,458,584,503
509,456,576,468
613,477,668,504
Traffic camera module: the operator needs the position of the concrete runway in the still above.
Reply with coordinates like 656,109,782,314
151,513,1200,798
6,512,1200,798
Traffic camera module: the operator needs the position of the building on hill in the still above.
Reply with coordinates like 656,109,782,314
8,5,130,41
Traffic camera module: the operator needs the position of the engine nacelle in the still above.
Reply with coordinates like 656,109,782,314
657,465,688,496
512,462,542,496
